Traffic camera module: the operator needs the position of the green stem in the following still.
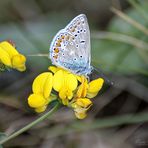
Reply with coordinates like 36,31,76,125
0,102,60,145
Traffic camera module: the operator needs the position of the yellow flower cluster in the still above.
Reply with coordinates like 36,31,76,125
0,41,26,71
28,66,104,119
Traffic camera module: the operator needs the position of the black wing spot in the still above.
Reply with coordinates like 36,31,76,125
80,55,83,58
80,40,85,43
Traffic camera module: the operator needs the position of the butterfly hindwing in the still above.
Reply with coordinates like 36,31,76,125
49,14,92,75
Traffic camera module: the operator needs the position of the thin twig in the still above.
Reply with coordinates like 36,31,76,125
128,0,148,21
92,31,148,51
27,54,48,57
111,7,148,36
111,0,122,10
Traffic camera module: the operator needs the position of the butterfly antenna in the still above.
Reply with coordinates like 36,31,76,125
93,66,114,86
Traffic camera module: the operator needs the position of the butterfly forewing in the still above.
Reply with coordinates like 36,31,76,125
49,14,91,75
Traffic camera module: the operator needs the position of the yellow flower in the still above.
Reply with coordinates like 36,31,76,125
76,76,88,98
27,66,104,119
28,72,54,112
0,41,26,71
70,76,104,119
87,78,104,98
71,98,92,119
52,69,78,105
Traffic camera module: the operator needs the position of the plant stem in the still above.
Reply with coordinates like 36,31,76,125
0,102,60,145
128,0,148,21
111,7,148,35
92,31,148,51
92,31,148,63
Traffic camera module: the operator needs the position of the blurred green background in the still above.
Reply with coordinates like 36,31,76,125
0,0,148,147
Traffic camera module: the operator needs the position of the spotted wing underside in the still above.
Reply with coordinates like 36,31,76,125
49,14,91,74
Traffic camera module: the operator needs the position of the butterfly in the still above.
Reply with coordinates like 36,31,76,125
49,14,93,76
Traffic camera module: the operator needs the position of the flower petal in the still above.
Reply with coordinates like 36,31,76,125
28,94,46,108
75,98,92,109
0,41,19,58
48,66,63,73
43,73,53,98
59,89,73,105
74,112,87,119
12,54,26,71
35,106,47,113
32,72,53,96
87,92,98,98
72,98,92,119
53,70,64,91
66,74,78,91
0,47,12,66
76,77,88,98
88,78,104,93
0,41,26,71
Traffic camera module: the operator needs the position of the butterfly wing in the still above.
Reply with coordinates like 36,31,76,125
49,14,91,75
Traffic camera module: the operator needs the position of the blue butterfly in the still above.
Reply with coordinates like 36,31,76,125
49,14,93,76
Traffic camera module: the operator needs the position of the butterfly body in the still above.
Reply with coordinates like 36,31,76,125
49,14,92,76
